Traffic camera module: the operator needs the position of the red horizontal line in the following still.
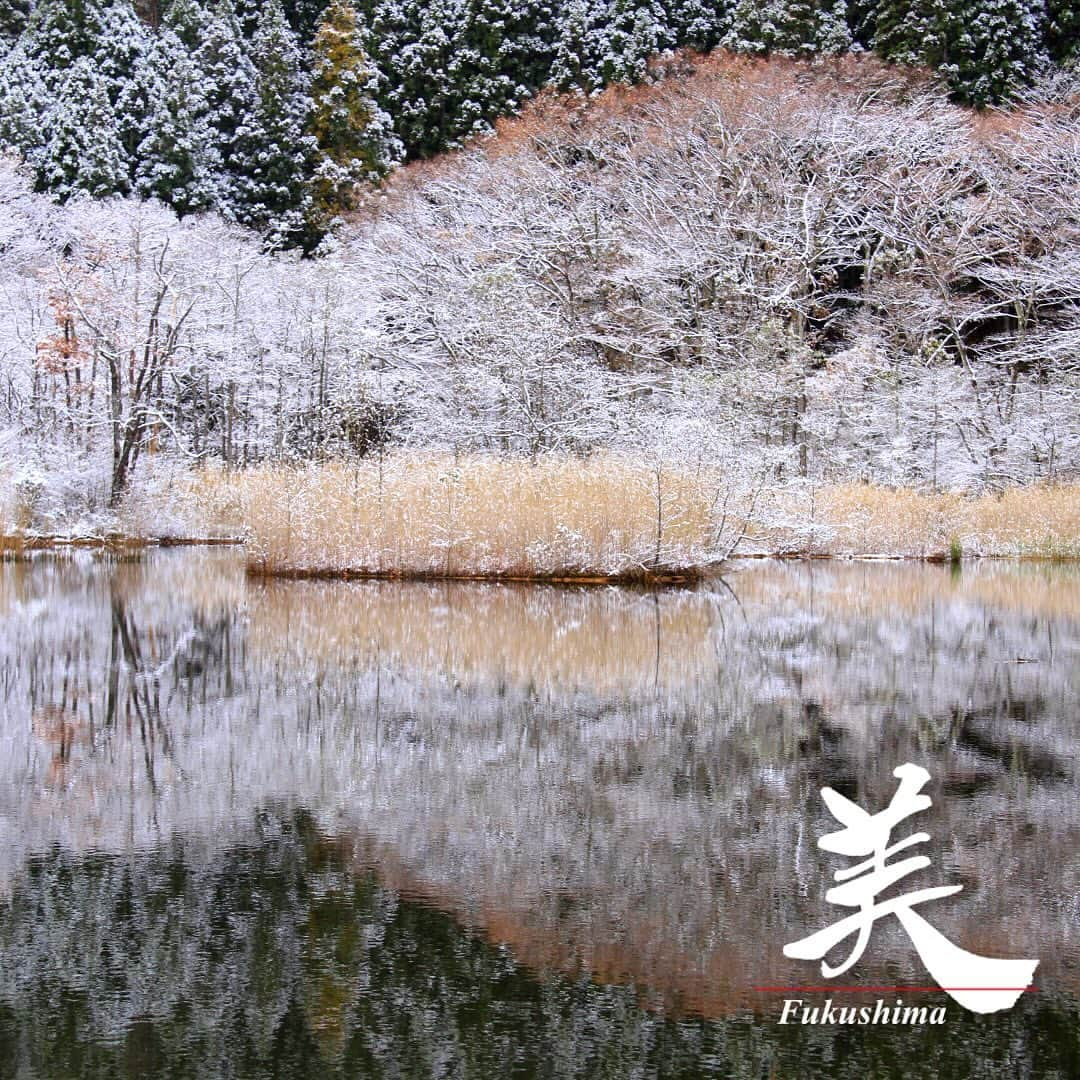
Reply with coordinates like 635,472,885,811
752,986,1037,993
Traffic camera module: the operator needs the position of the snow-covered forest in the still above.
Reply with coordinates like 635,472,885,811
0,0,1078,246
1,53,1077,545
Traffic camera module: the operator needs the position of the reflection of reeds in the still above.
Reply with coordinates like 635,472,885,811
729,558,1080,623
247,579,722,697
245,559,1080,698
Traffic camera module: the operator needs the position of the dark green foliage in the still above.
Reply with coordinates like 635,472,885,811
1045,0,1080,63
234,0,317,244
0,0,30,44
0,0,1075,245
283,0,329,41
873,0,1046,106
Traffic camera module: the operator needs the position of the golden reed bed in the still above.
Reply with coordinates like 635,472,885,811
4,456,1078,577
185,456,1078,579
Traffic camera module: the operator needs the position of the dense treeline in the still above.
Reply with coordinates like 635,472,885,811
0,0,1077,247
1,57,1076,527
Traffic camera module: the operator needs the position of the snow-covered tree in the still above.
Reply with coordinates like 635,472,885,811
283,0,329,41
25,0,148,96
551,0,669,91
723,0,852,57
37,56,129,198
233,0,316,244
596,0,670,84
0,44,47,165
0,0,31,46
873,0,1046,104
134,29,220,213
163,0,215,49
362,0,468,155
1045,0,1079,63
665,0,728,51
549,0,595,89
194,0,259,216
308,0,400,228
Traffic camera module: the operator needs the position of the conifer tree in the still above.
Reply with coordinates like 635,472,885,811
38,56,129,198
308,0,399,226
115,38,162,180
598,0,669,84
364,0,468,156
194,0,258,215
551,0,666,91
25,0,147,95
234,0,263,37
163,0,216,49
1045,0,1079,63
0,44,46,164
873,0,1045,104
549,0,593,89
666,0,728,51
0,0,31,46
134,28,219,212
284,0,329,42
234,0,316,243
723,0,852,57
456,0,556,127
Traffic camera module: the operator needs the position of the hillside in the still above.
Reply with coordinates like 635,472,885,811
0,0,1077,248
0,53,1077,565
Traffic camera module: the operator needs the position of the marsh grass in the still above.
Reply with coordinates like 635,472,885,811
818,483,1080,559
211,459,1078,578
5,458,1077,574
222,455,741,582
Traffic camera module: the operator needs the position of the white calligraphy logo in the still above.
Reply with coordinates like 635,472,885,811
784,763,1037,1014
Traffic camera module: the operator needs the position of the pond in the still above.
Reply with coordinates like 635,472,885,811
0,550,1077,1078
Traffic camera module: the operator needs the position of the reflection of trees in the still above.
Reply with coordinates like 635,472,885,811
0,807,1076,1080
17,559,241,799
1,552,1078,1022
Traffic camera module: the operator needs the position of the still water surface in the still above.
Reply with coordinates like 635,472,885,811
0,550,1077,1078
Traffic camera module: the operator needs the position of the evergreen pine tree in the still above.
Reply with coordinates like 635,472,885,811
115,37,162,179
1045,0,1079,63
945,0,1045,104
723,0,852,57
456,0,558,129
25,0,147,95
309,0,399,226
550,0,597,89
873,0,1045,104
665,0,728,51
194,0,258,216
163,0,216,49
134,28,220,212
0,43,48,166
38,56,129,198
597,0,670,84
234,0,317,244
283,0,329,42
552,0,671,91
364,0,469,156
0,0,31,47
234,0,263,37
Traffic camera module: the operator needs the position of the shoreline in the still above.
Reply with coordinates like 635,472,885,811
5,533,1078,585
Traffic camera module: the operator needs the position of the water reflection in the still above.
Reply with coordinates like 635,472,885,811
0,551,1077,1076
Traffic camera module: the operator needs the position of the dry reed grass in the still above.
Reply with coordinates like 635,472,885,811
818,483,1080,559
222,454,731,581
6,458,1077,574
211,458,1078,578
